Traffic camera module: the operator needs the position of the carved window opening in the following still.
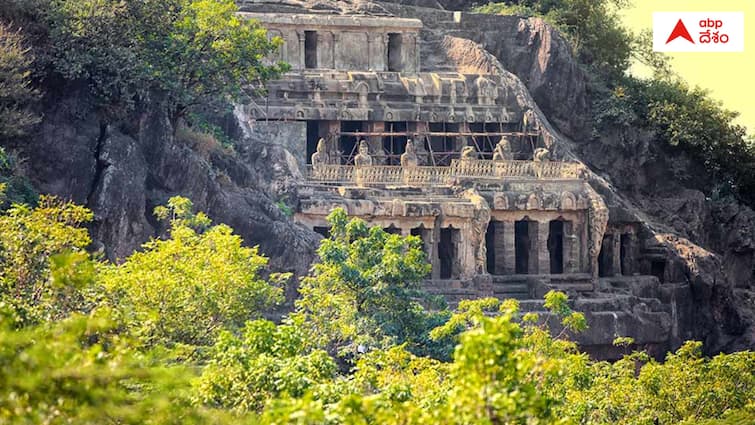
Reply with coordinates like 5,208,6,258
515,219,537,274
651,260,665,283
411,226,432,259
305,31,317,69
620,233,631,275
485,220,505,275
387,33,403,71
598,234,614,277
339,121,364,164
383,121,407,165
383,224,401,235
439,227,459,279
548,220,565,274
314,226,330,238
306,121,320,165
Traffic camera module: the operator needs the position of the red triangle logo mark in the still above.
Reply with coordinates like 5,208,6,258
666,19,694,44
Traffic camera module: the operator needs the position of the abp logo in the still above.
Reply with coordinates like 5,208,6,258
653,12,744,52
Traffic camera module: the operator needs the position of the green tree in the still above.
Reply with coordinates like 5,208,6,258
293,208,449,359
477,0,633,78
45,0,287,123
0,306,253,425
0,195,92,325
99,196,285,348
0,22,40,140
196,318,338,413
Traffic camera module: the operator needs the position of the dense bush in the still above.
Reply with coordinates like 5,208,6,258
0,22,39,140
0,200,753,424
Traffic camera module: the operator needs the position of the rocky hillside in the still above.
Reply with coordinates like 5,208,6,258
3,0,753,352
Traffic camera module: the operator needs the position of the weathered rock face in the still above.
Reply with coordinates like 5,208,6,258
5,0,752,356
15,88,319,300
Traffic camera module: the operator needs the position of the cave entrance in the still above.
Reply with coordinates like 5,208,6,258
468,122,502,159
439,227,460,279
383,224,402,235
314,226,330,238
515,219,537,274
383,121,408,165
548,220,565,274
306,121,320,165
429,122,460,166
304,31,318,69
387,33,403,71
651,260,666,283
411,225,432,260
598,234,614,277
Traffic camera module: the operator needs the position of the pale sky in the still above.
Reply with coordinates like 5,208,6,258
620,0,755,132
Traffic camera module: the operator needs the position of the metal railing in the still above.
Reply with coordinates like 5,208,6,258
305,159,584,186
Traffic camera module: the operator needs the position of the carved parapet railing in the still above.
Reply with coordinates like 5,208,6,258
305,159,584,186
308,164,355,183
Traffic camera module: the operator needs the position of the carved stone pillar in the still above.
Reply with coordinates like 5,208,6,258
563,221,579,274
296,31,305,70
503,221,516,275
537,220,550,274
612,233,622,276
430,226,440,280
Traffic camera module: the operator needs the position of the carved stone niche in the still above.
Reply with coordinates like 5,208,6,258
493,193,509,210
561,191,577,210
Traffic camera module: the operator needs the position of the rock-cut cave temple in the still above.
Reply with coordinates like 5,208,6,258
234,2,681,357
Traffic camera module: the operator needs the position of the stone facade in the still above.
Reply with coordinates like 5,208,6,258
236,7,694,358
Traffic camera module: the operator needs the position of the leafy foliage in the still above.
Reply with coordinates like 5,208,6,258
0,307,253,425
43,0,286,122
0,195,92,325
0,200,752,424
293,208,449,359
477,0,633,78
0,22,40,140
99,196,285,348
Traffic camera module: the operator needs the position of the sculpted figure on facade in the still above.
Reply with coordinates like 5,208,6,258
492,136,514,161
311,138,330,169
354,140,373,167
533,147,550,162
401,139,419,168
522,108,538,133
460,145,477,161
475,75,498,105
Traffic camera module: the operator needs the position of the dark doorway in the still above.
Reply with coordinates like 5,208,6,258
515,220,533,274
439,227,458,279
651,260,666,283
411,226,431,259
314,226,330,238
383,122,408,165
306,121,319,165
429,122,460,165
548,220,564,274
305,31,317,69
468,122,502,159
387,33,402,71
598,234,614,277
620,233,631,276
339,121,364,164
383,225,401,235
